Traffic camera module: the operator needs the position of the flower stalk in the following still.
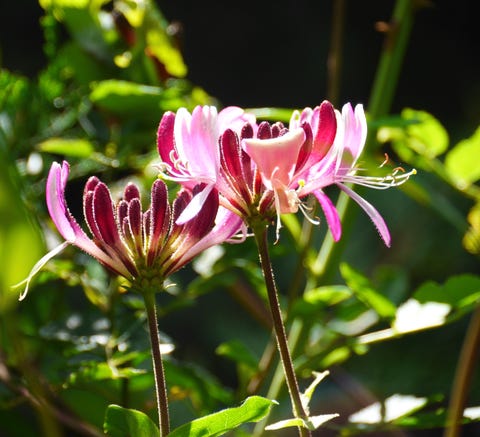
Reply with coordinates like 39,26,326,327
143,290,170,437
252,222,311,437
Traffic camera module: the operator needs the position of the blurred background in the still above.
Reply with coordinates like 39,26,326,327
1,1,480,436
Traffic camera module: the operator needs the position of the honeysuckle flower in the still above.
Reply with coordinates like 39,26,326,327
220,101,415,244
18,160,242,300
295,102,416,246
157,105,255,224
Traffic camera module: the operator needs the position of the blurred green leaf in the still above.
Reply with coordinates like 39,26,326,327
401,108,449,158
246,107,294,123
378,108,449,165
164,360,233,413
463,201,480,254
216,339,258,370
90,79,163,117
104,404,159,437
37,137,95,158
445,126,480,188
413,274,480,310
168,396,276,437
340,263,397,319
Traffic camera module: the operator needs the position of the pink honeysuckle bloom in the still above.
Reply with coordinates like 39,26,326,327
296,103,416,246
216,119,313,239
18,161,242,300
157,105,256,224
219,101,415,245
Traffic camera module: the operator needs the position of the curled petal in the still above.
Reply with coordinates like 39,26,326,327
46,161,76,242
313,190,342,242
243,128,306,189
338,183,391,247
47,161,132,277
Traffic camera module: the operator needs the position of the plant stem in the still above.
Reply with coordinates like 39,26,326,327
444,304,480,437
143,291,170,437
252,224,311,437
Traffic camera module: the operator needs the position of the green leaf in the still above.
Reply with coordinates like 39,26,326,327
445,126,480,188
168,396,276,437
246,107,294,123
265,414,339,431
401,108,449,158
463,201,480,254
349,394,428,425
104,405,159,437
216,340,258,370
301,371,330,409
37,137,94,158
413,274,480,311
90,80,163,118
340,263,397,319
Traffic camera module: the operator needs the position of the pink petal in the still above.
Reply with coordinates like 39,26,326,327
340,103,367,167
46,161,133,278
243,128,306,189
176,207,243,270
313,190,342,242
157,111,176,167
218,106,256,133
338,183,391,247
46,161,76,242
174,106,219,181
176,183,216,225
313,101,337,160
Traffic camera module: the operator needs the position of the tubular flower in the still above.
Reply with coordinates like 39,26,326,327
19,161,242,300
219,101,415,244
157,105,255,224
296,103,416,246
216,119,313,236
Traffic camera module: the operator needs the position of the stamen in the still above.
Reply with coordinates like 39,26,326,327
298,201,321,226
341,167,416,189
380,153,389,168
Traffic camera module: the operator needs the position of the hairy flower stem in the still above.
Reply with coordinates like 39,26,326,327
252,223,311,437
143,291,170,437
444,304,480,437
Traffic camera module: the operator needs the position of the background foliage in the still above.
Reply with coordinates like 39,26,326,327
1,0,480,436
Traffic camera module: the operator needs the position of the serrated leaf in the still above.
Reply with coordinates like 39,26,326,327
340,263,396,318
104,405,159,437
445,126,480,188
37,137,94,158
168,396,276,437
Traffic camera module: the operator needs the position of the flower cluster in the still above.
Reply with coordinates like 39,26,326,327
157,101,415,245
21,100,414,299
19,161,241,300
